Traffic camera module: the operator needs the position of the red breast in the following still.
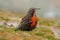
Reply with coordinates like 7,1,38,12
30,15,37,27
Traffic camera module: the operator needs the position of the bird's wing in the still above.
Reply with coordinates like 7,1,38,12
21,16,31,23
20,15,28,23
15,20,32,30
20,19,31,25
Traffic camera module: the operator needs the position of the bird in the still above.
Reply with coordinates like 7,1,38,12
15,8,40,31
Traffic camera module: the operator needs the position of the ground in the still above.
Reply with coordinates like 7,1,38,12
0,11,60,40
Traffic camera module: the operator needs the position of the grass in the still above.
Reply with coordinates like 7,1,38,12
0,25,60,40
38,18,57,26
0,17,10,21
0,12,60,40
47,36,56,40
0,18,60,40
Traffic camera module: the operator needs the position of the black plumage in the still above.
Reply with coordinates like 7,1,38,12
15,8,37,31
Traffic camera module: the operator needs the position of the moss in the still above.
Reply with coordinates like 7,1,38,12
38,18,56,26
47,36,56,40
0,26,6,29
0,25,59,40
36,32,44,36
0,38,7,40
0,17,10,21
0,39,7,40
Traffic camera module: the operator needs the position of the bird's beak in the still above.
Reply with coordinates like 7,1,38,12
35,8,40,10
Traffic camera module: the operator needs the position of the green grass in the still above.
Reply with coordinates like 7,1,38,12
47,36,56,40
0,17,10,21
0,26,60,40
0,37,7,40
38,18,56,26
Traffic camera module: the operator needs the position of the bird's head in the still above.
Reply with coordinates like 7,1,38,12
28,8,40,16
